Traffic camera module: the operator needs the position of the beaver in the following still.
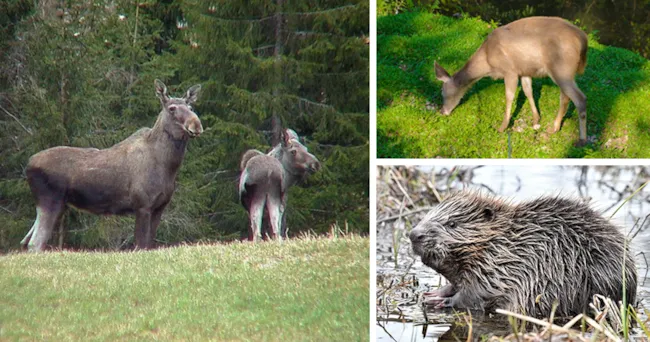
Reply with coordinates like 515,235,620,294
409,191,637,317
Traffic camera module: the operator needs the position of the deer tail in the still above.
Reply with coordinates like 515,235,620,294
577,39,588,75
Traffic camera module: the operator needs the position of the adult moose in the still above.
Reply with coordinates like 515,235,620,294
239,129,320,241
21,80,202,251
434,17,588,144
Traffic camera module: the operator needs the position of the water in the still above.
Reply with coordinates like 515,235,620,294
377,165,650,341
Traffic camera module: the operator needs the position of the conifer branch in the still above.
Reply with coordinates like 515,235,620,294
204,4,359,23
0,104,32,135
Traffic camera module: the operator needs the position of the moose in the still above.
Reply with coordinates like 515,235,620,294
21,80,202,251
434,16,588,144
239,129,320,241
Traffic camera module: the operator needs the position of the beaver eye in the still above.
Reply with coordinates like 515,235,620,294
447,221,456,228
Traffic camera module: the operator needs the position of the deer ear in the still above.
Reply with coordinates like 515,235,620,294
434,62,451,83
154,79,168,103
184,84,201,104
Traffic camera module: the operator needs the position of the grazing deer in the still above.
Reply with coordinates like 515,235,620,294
21,80,202,251
434,17,588,143
239,129,320,241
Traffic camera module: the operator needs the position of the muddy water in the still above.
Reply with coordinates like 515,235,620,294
376,166,650,341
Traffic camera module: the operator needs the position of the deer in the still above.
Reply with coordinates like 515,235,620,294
21,79,203,252
434,16,588,144
239,129,320,241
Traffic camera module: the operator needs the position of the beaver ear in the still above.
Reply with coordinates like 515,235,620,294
483,207,495,221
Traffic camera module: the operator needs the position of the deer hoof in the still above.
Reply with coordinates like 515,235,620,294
547,126,558,134
574,139,587,147
532,124,541,130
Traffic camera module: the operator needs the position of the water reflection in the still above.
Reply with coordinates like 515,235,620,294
377,165,650,341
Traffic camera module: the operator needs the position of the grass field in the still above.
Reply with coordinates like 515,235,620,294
0,236,369,341
377,12,650,158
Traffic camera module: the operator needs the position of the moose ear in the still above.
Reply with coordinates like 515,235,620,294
154,79,168,103
434,62,451,83
281,129,291,147
184,84,201,104
483,207,495,222
286,129,300,142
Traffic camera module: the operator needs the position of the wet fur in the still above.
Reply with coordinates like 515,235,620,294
410,191,637,317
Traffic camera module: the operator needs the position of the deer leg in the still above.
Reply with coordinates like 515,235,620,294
498,75,518,133
549,91,571,134
248,196,264,242
134,208,152,249
26,202,64,252
563,82,587,143
520,76,540,129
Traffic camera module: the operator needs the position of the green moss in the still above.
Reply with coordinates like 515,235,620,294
377,12,650,158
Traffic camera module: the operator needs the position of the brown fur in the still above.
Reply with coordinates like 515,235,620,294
435,16,589,143
239,153,285,241
22,80,202,251
239,129,320,241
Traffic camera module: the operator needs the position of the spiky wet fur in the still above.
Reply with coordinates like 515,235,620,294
410,190,637,317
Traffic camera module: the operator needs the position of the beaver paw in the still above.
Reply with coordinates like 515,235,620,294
423,295,453,308
423,283,457,298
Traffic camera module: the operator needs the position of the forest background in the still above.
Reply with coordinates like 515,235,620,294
0,0,369,252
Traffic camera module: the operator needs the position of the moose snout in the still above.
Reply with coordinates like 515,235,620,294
187,121,203,137
409,227,427,243
310,160,321,173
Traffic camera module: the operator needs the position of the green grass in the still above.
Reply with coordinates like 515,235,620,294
0,236,369,341
377,12,650,158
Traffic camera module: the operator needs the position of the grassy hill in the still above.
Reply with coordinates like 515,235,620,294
377,12,650,158
0,236,369,341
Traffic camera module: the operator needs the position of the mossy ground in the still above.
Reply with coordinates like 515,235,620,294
377,12,650,158
0,236,369,341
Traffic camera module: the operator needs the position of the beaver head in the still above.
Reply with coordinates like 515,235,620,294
408,191,512,286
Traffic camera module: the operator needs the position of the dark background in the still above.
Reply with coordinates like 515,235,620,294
378,0,650,59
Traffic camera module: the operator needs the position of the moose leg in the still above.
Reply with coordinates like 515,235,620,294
134,208,152,249
248,196,264,242
26,203,64,252
147,204,168,249
280,210,288,238
20,213,37,249
520,76,540,129
267,195,283,241
280,194,289,238
498,75,519,133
